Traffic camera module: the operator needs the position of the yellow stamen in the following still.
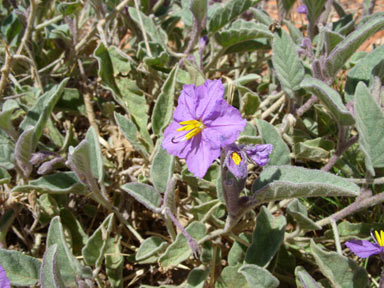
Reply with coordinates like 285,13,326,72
231,152,242,165
375,230,384,246
177,120,205,140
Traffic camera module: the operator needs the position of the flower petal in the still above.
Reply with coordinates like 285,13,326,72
245,144,273,166
195,79,225,121
173,84,197,122
345,240,381,258
205,101,246,146
185,135,220,178
162,121,194,158
0,265,10,288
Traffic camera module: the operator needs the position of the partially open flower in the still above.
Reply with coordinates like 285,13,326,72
224,143,273,179
345,230,384,258
162,79,246,178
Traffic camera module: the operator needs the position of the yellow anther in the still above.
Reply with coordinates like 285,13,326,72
231,152,242,165
177,120,205,140
375,230,384,246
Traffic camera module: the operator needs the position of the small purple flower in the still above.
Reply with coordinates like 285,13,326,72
162,79,246,178
346,230,384,258
224,143,273,179
297,4,307,14
0,265,10,288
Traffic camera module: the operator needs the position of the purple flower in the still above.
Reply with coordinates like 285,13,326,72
297,4,307,14
345,230,384,258
0,265,10,288
224,143,273,179
162,79,246,178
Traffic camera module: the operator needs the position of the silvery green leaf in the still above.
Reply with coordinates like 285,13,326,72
152,66,179,136
186,267,210,288
332,14,355,36
324,15,384,79
105,236,123,288
59,208,88,255
300,77,355,125
136,236,168,263
0,167,10,184
284,20,304,44
14,126,35,177
354,82,384,176
85,127,104,183
19,78,69,150
0,108,17,140
121,183,162,212
251,8,273,26
324,29,344,55
215,20,272,48
47,216,92,286
82,214,114,267
0,249,41,286
272,30,305,97
94,43,153,151
66,140,93,185
228,233,252,266
114,112,149,159
190,0,208,25
295,266,322,288
115,78,153,151
208,0,260,33
310,240,368,288
287,199,322,230
40,244,66,288
303,0,327,32
0,134,14,169
345,45,384,101
137,41,169,68
256,119,290,165
252,166,360,202
239,264,280,288
277,0,296,15
245,206,286,267
151,140,174,194
293,137,334,162
11,172,87,194
215,264,249,288
159,222,206,268
128,7,167,46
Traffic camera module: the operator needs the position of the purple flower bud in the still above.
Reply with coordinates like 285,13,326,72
223,143,273,179
297,4,307,14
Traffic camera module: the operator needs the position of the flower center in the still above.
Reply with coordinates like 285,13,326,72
177,120,205,140
374,230,384,246
231,152,242,165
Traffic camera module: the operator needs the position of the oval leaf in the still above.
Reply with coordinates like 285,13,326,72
40,244,66,288
245,206,286,267
0,249,41,286
208,0,260,33
300,77,355,125
121,183,162,212
354,82,384,176
251,166,360,202
239,264,279,288
272,30,305,97
310,240,368,287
